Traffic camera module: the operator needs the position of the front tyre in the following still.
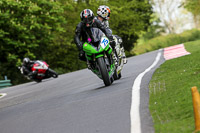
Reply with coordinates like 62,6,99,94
97,57,112,86
48,68,58,78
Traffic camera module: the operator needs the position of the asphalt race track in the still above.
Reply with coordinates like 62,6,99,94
0,50,165,133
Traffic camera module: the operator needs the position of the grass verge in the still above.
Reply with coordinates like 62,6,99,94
149,40,200,132
133,29,200,55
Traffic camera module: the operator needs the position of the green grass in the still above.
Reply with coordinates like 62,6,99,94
132,29,200,55
149,40,200,132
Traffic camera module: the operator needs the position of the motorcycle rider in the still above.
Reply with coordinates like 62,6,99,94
21,57,37,79
96,5,110,29
74,9,116,61
96,5,127,64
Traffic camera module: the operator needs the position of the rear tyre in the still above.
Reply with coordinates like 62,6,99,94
110,76,114,83
34,79,42,83
118,72,122,79
113,68,122,80
97,57,112,86
48,69,58,78
113,69,119,80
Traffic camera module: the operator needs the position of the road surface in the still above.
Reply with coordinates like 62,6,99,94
0,50,165,133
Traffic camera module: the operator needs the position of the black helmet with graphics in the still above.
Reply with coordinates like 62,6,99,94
80,9,94,27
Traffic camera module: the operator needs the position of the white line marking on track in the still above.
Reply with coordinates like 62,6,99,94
130,50,162,133
0,93,7,99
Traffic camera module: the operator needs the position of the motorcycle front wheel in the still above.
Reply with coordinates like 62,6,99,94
97,57,112,86
48,68,58,78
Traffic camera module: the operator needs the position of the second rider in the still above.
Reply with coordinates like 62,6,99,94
95,5,127,64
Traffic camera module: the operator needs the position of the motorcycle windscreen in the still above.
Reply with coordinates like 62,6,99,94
90,28,104,43
83,28,110,54
90,28,110,50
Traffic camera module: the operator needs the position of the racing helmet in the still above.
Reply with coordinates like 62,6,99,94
80,9,94,27
97,5,110,20
23,57,30,66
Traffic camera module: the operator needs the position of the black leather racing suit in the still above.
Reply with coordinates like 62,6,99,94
94,16,111,32
22,61,37,79
74,19,115,61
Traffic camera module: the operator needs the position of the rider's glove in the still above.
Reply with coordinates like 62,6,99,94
79,50,86,61
79,50,84,57
108,36,116,49
78,42,84,51
110,40,116,49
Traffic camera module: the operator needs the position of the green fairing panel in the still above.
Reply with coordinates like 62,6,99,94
83,42,104,54
91,62,115,79
108,48,112,54
83,42,110,59
105,43,110,50
96,54,104,58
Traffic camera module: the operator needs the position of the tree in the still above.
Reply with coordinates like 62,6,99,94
61,0,153,51
46,0,104,73
184,0,200,28
0,0,66,84
108,0,153,51
0,0,153,85
137,14,165,45
151,0,193,34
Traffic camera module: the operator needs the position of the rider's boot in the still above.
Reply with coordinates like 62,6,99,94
87,60,91,70
28,71,37,79
121,47,127,64
113,50,119,66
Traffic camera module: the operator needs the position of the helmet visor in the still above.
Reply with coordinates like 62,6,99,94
83,17,93,25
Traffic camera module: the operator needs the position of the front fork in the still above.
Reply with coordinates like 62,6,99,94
86,48,116,71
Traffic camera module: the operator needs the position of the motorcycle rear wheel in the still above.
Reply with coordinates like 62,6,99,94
34,79,42,83
113,68,122,80
117,72,122,79
113,69,118,80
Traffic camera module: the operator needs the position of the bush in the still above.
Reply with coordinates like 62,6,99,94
132,29,200,55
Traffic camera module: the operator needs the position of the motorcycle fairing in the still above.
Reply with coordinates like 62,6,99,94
32,61,48,74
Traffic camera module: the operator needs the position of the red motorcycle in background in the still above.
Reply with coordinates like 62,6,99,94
19,60,58,82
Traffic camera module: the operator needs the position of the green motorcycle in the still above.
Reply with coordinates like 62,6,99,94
83,28,118,86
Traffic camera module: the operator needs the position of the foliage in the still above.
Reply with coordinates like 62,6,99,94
149,40,200,132
107,0,153,51
137,14,165,45
184,0,200,16
0,0,66,84
0,0,153,85
133,29,200,55
41,0,86,74
184,0,200,28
